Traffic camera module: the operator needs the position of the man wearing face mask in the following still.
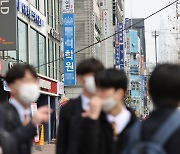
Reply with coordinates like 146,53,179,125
81,68,137,154
56,58,104,154
0,63,50,154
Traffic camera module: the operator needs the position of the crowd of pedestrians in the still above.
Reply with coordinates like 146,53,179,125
0,58,179,154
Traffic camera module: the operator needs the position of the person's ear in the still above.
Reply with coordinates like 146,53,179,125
77,75,84,85
116,89,125,101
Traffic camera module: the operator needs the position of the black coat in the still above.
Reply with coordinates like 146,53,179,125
79,107,137,154
141,108,180,154
0,102,37,154
56,96,84,154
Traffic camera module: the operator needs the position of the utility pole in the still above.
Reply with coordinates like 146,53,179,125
152,30,159,66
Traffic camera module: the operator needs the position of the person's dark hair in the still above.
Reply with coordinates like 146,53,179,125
6,63,38,84
95,68,128,91
149,64,180,108
76,58,104,75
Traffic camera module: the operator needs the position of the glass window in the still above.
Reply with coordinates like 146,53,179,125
48,40,54,78
8,50,17,60
39,0,45,14
18,20,28,62
39,34,46,75
56,45,61,80
30,28,38,70
48,0,53,26
31,0,36,7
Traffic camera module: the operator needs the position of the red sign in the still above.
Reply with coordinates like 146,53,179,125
38,75,58,96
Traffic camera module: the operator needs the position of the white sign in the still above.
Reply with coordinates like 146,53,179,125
62,0,74,13
39,79,51,90
102,10,109,37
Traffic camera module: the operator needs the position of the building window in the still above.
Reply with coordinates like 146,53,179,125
30,0,36,7
39,0,45,15
48,0,53,27
39,34,46,75
18,20,28,62
30,28,38,70
48,39,54,78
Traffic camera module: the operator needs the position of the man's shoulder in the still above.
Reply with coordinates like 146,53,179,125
62,96,81,108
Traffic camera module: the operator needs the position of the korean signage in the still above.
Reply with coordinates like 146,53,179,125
119,23,124,70
63,14,76,86
17,0,45,26
115,46,120,66
62,0,74,13
118,23,123,43
125,18,129,33
0,0,17,50
102,10,109,37
120,49,124,70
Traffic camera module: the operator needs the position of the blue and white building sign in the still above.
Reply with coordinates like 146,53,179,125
118,23,123,43
115,46,120,66
120,49,124,70
17,0,44,26
63,14,76,86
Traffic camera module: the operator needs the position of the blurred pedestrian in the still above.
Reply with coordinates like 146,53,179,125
56,58,104,154
81,68,137,154
0,63,50,154
123,64,180,154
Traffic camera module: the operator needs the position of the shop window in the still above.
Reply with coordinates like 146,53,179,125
39,34,46,75
56,45,61,80
18,20,28,62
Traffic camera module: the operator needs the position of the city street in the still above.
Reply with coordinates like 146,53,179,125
32,144,55,154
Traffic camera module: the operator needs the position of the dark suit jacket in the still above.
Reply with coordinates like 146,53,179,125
56,96,84,154
79,107,137,154
0,102,37,154
142,108,180,154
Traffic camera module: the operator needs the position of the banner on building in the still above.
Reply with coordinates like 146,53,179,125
0,0,17,50
125,18,129,33
62,0,74,13
63,14,76,86
120,49,124,70
102,9,109,37
115,46,120,66
118,23,123,44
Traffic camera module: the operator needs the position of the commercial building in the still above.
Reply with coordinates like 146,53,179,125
0,0,64,142
125,29,147,117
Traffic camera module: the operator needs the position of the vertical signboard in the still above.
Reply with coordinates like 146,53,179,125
115,46,120,66
125,18,129,33
119,23,124,70
62,0,74,13
63,14,76,86
0,0,17,50
102,10,109,37
118,23,123,43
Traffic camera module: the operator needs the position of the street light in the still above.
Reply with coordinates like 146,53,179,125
152,30,159,66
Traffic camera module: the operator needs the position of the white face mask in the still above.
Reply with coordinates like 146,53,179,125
84,76,97,94
102,97,118,113
18,84,40,107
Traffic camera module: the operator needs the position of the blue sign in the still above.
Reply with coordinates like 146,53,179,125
17,0,44,26
115,46,120,66
118,23,123,43
120,50,124,70
63,14,76,86
125,18,129,33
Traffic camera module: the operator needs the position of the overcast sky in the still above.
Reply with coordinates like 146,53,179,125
125,0,176,64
